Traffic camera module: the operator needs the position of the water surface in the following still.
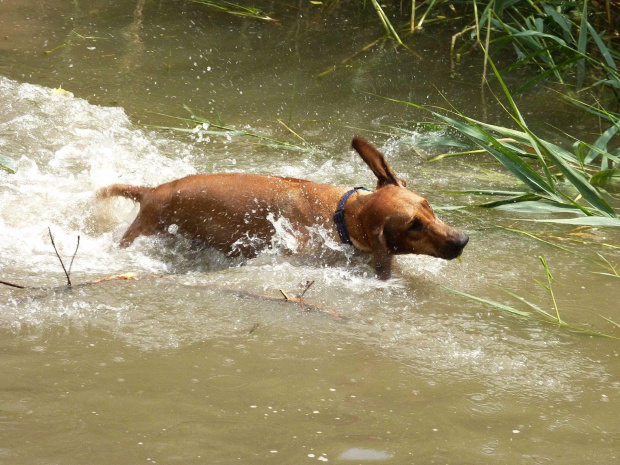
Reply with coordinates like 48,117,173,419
1,1,618,464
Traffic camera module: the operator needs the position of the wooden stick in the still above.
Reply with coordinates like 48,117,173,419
67,235,80,277
0,280,27,289
48,228,72,287
2,272,346,319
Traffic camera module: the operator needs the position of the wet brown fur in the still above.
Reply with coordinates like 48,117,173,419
97,137,468,279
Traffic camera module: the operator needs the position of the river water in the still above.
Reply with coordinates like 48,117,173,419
0,1,618,464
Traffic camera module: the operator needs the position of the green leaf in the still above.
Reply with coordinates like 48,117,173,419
515,54,582,94
500,287,556,320
590,169,620,192
487,56,616,217
444,189,529,196
401,135,470,149
576,2,588,87
478,193,542,208
495,200,586,214
541,2,573,36
432,112,560,199
595,273,620,279
587,22,617,70
508,30,567,47
0,154,17,174
522,216,620,227
585,125,619,165
369,0,404,45
532,133,618,217
442,286,532,317
483,56,557,187
189,0,276,21
593,78,620,89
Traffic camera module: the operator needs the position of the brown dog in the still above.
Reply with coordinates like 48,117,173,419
97,137,468,279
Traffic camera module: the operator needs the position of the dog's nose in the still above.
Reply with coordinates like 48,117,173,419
442,230,469,260
456,232,469,250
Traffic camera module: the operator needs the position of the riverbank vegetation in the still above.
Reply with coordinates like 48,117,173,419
175,0,620,336
179,0,620,218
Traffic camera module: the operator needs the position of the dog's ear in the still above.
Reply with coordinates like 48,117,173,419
352,137,405,189
368,225,394,280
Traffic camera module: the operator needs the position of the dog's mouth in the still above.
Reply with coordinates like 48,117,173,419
435,232,469,260
388,229,469,260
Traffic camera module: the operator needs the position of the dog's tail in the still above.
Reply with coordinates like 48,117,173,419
97,184,150,203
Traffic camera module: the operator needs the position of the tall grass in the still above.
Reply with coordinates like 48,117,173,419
476,0,620,96
381,56,620,225
444,256,620,339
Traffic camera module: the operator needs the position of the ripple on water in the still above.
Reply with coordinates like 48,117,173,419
0,76,616,411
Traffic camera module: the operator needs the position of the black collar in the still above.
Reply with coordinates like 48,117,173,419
333,187,371,245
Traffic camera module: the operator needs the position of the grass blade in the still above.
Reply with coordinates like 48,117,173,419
432,112,561,199
585,124,619,165
494,200,584,214
576,1,588,87
477,193,542,208
499,287,556,320
541,2,573,37
590,169,620,191
441,286,532,317
485,56,618,217
0,154,17,174
587,21,617,70
189,0,277,21
369,0,404,45
520,216,620,226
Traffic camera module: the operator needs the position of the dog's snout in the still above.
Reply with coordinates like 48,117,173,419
456,232,469,250
441,230,469,260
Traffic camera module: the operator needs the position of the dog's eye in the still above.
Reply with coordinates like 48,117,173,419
408,218,424,232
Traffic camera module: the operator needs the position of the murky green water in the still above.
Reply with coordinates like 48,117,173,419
1,1,619,464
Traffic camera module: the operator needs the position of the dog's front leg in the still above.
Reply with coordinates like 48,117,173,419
368,227,393,280
374,249,393,280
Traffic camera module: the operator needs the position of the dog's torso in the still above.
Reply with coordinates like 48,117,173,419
106,173,353,257
98,137,469,279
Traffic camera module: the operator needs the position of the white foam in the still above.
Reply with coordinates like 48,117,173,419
0,76,197,277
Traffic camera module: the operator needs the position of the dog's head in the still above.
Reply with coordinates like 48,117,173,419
351,137,469,278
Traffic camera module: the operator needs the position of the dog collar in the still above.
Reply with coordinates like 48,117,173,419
333,187,371,245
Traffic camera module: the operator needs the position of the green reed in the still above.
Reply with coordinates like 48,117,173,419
188,0,277,21
380,53,620,226
444,256,620,339
150,106,315,153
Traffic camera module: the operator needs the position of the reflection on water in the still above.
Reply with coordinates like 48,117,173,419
340,448,394,461
1,1,619,464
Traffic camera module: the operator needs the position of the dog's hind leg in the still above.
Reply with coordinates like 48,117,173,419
119,215,146,247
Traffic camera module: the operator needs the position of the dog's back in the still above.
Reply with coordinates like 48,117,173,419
98,173,346,256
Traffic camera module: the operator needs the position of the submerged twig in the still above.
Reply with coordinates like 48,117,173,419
4,229,343,318
248,323,260,334
3,267,345,319
48,228,73,287
0,280,27,289
316,38,384,78
297,280,315,312
279,289,293,300
275,280,343,318
68,236,80,278
1,230,80,291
